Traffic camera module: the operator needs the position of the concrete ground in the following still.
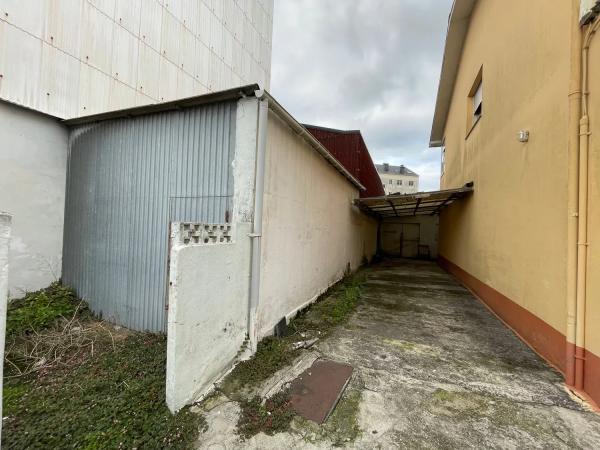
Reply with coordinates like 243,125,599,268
196,259,600,449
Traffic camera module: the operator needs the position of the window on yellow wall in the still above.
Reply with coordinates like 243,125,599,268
467,67,483,135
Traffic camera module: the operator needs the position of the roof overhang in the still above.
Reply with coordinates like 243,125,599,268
63,84,260,126
62,84,364,191
355,184,474,218
429,0,478,147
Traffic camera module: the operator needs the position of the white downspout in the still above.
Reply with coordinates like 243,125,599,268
248,90,269,351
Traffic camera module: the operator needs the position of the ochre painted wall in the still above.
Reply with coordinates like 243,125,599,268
258,111,377,339
439,0,572,364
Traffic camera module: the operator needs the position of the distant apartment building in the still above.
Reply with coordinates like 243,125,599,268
376,163,419,195
0,0,274,296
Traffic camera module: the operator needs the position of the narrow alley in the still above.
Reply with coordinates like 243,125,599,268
199,260,600,449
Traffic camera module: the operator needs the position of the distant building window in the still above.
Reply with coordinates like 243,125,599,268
396,180,400,185
468,67,483,131
389,179,393,185
409,181,414,187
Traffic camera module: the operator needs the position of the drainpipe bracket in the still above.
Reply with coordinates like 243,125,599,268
248,233,262,238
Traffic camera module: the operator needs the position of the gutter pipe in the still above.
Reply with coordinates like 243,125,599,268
566,0,583,388
248,90,269,351
574,14,600,391
259,91,365,192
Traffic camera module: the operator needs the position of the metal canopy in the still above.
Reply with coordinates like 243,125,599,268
355,184,474,218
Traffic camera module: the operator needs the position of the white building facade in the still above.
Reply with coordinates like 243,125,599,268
0,0,273,118
376,163,420,195
0,0,273,297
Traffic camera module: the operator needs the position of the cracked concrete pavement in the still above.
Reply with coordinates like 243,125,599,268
195,259,600,449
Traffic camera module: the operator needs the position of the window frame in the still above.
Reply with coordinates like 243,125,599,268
466,67,483,138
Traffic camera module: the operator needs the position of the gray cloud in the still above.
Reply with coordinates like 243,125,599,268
270,0,453,191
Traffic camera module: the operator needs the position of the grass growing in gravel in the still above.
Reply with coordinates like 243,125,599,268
3,284,204,450
216,269,368,439
219,270,367,398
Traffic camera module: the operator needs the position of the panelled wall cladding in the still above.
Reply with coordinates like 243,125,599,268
62,101,237,331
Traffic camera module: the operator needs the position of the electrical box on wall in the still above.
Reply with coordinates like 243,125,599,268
518,130,530,143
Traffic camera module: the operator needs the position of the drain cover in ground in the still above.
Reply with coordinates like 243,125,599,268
288,359,353,424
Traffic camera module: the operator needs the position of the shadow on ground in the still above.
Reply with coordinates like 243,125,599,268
196,259,600,449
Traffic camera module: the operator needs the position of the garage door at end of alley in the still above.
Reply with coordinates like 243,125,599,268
355,184,474,260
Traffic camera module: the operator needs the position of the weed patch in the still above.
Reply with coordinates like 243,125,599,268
6,283,81,337
237,390,295,439
215,269,368,439
220,270,368,398
3,284,204,449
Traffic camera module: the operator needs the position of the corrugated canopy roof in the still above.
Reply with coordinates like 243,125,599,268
355,184,474,218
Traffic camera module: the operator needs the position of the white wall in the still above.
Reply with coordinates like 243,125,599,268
0,101,68,298
0,212,11,442
379,173,420,195
166,97,258,412
0,0,273,118
166,222,252,413
164,97,380,410
257,111,378,338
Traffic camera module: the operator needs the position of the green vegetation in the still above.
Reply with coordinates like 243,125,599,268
219,270,368,398
215,270,368,439
2,284,204,449
294,388,363,447
237,390,295,439
6,282,80,337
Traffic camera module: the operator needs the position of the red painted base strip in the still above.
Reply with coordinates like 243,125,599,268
584,348,600,409
438,256,566,372
438,255,600,408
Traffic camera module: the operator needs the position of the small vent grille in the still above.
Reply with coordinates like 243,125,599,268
179,223,232,245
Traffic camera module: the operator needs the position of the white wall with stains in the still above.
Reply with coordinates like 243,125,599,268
165,97,257,412
0,101,68,298
0,0,273,118
257,111,378,339
166,222,252,413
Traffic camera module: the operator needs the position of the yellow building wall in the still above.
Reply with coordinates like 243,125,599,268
439,0,572,341
585,21,600,362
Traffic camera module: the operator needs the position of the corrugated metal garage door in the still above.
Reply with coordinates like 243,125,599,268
62,101,237,331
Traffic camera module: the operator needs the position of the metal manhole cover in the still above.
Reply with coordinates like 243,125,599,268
288,359,353,424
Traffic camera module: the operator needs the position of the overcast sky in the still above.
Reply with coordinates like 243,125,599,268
270,0,453,191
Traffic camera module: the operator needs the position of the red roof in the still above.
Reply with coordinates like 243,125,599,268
304,125,385,198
